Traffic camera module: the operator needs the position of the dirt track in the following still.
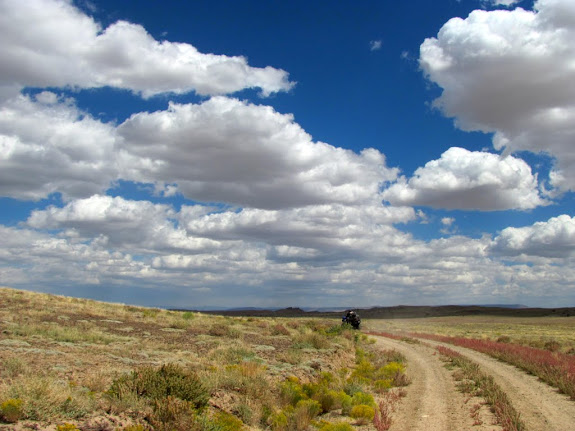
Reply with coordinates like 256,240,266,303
373,335,575,431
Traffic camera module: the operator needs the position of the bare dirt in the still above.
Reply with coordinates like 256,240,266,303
373,336,503,431
373,335,575,431
421,338,575,431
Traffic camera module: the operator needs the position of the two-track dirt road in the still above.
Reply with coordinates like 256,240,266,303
373,335,575,431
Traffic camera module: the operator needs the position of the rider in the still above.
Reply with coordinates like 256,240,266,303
342,309,361,329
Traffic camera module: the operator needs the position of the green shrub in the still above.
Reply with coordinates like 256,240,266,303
314,389,338,413
108,364,209,410
0,398,23,423
351,392,375,407
120,425,147,431
210,411,246,430
319,423,354,431
268,410,289,431
341,395,353,416
279,379,307,406
381,362,405,378
350,404,375,424
294,399,321,418
373,379,393,392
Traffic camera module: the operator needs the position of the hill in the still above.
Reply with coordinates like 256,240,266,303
195,304,575,318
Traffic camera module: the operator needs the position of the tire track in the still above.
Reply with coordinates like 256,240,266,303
417,338,575,431
372,336,501,431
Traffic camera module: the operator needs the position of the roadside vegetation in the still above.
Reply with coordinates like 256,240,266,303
0,288,409,430
367,316,575,401
367,315,575,355
408,332,575,400
436,346,525,431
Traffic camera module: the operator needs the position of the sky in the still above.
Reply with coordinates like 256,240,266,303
1,0,575,309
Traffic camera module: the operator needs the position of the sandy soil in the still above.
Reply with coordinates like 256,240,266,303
373,336,502,431
420,338,575,431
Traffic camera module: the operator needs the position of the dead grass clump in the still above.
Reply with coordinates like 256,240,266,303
108,364,209,411
1,357,28,379
293,332,331,350
271,324,291,336
2,376,96,421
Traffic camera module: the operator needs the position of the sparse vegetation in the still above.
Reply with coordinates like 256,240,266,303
411,332,575,400
0,287,409,429
437,345,525,431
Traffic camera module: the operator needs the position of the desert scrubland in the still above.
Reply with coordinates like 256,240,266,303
3,287,575,431
0,288,408,431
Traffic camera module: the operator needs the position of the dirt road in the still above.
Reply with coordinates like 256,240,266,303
373,336,502,431
373,335,575,431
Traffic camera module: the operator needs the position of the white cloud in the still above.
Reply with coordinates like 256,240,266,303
26,195,224,253
117,97,398,209
490,214,575,258
0,0,293,98
3,193,574,306
0,94,397,207
441,217,455,226
0,94,117,200
382,147,547,210
370,40,383,51
484,0,522,6
419,0,575,191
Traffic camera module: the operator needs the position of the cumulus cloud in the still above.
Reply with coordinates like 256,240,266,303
5,192,575,306
0,94,397,207
420,0,575,191
382,147,547,210
0,94,117,200
490,214,575,257
25,195,209,253
0,0,293,98
117,97,398,209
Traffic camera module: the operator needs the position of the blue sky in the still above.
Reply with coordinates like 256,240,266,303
1,0,574,308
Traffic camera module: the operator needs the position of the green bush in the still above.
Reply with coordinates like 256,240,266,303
350,404,375,424
210,411,246,430
120,425,146,431
108,364,209,410
351,391,375,407
294,399,321,418
268,410,289,431
279,379,307,406
319,423,354,431
0,398,23,423
341,395,353,416
315,389,338,413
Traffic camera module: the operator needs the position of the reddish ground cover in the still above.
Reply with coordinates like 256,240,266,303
407,332,575,400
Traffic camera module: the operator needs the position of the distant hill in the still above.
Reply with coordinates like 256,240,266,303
184,304,574,318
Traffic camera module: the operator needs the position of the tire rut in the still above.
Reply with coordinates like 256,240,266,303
373,336,501,431
418,338,575,431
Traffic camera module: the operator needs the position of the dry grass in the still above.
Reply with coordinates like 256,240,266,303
0,287,403,430
366,315,575,354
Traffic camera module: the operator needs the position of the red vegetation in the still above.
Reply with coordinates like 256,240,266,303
436,346,525,431
411,332,575,400
372,390,404,431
